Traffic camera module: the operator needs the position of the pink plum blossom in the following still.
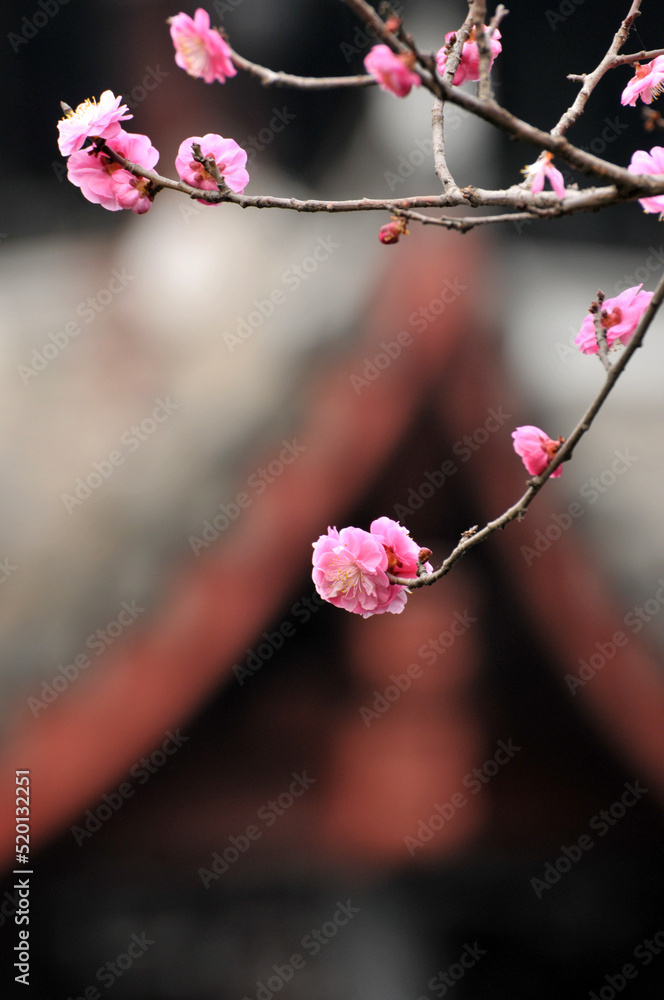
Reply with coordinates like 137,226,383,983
364,45,421,98
574,284,653,355
58,90,132,157
512,426,563,479
312,525,410,617
436,27,502,85
175,134,249,204
168,8,236,84
621,57,664,107
522,151,566,199
66,131,159,214
627,145,664,215
370,517,432,578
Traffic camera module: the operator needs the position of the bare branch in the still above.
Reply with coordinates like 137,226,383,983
551,0,643,139
229,46,375,89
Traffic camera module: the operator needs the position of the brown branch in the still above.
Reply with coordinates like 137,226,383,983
94,142,664,220
551,0,643,139
613,47,664,66
229,47,375,89
391,208,554,233
592,292,612,373
431,8,474,192
388,265,664,589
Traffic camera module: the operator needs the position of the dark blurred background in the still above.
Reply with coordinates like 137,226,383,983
2,1,664,998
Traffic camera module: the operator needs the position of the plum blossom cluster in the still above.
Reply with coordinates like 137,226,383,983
362,23,502,100
312,518,432,617
57,92,158,215
55,5,664,615
509,281,653,477
58,89,249,213
58,11,249,214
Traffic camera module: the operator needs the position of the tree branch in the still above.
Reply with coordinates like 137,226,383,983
388,265,664,588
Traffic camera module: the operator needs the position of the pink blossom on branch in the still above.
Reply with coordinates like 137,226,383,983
175,134,249,204
621,57,664,107
168,8,236,84
436,27,502,86
627,145,664,215
364,45,421,98
312,526,399,617
370,517,433,578
574,284,653,355
58,91,132,157
511,426,564,479
66,131,160,214
522,151,566,199
312,519,429,617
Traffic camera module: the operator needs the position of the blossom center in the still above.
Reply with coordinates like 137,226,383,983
383,544,403,573
179,37,209,76
63,97,97,123
327,554,375,599
601,306,622,329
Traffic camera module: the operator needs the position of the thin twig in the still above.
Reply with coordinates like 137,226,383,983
592,293,612,372
431,8,474,192
551,0,643,139
229,47,375,89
